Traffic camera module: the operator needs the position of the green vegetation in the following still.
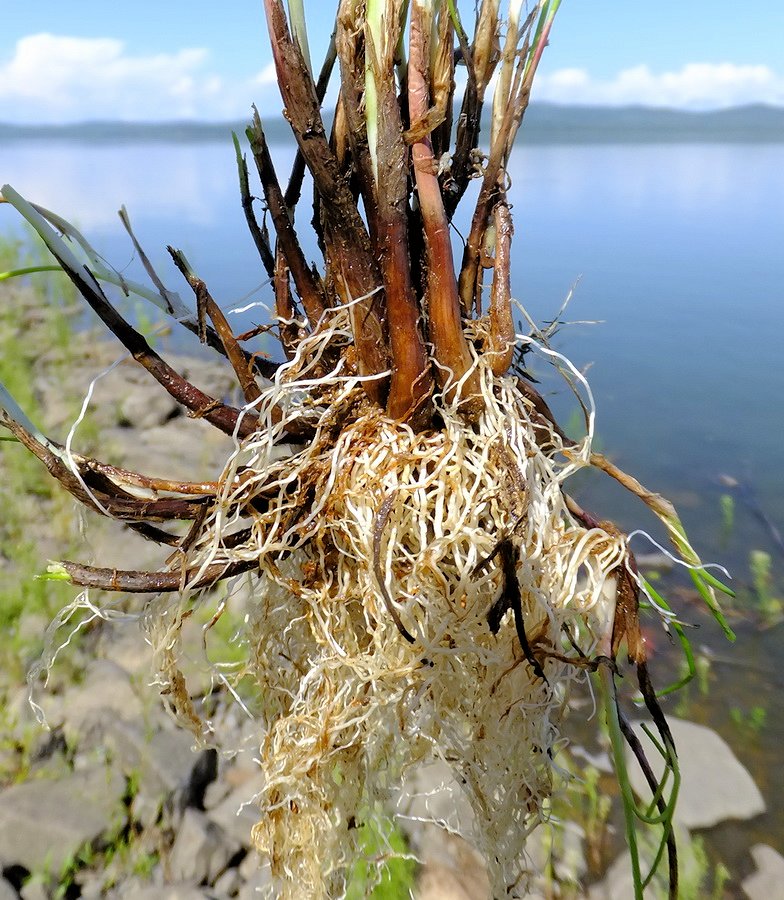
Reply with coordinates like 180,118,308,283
0,234,91,678
730,704,767,735
749,549,783,627
719,493,735,541
345,819,417,900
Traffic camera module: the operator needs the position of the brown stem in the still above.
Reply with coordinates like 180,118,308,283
1,415,209,521
365,7,433,425
274,246,306,359
234,134,276,280
56,559,256,593
335,3,380,242
246,113,327,329
443,0,499,218
459,9,551,314
45,249,261,440
283,29,338,211
168,248,262,405
128,522,182,547
262,0,389,400
428,3,455,161
487,200,515,376
409,0,481,416
76,456,217,495
114,204,272,373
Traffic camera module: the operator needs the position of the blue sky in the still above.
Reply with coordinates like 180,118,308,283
1,0,783,122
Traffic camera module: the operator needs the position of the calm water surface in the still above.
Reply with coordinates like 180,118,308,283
3,137,783,873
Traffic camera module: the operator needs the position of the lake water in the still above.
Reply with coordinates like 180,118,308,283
3,136,784,874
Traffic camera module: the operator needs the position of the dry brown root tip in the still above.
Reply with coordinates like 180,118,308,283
611,554,646,664
72,455,217,496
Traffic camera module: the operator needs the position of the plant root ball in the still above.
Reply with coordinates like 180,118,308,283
148,353,625,898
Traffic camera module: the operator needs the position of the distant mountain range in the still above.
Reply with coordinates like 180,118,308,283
1,103,782,144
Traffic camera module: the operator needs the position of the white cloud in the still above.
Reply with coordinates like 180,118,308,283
533,62,784,109
0,33,279,122
3,36,783,122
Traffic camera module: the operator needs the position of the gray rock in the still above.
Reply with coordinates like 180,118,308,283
212,866,241,896
117,382,181,430
238,851,264,881
118,883,212,900
19,881,48,900
76,872,107,899
97,625,155,677
0,878,18,900
742,844,784,899
397,759,477,860
589,826,708,899
236,853,273,900
570,744,613,774
167,809,240,885
80,716,198,827
0,764,125,874
206,779,264,848
625,717,765,829
416,861,492,900
525,821,586,887
62,658,143,745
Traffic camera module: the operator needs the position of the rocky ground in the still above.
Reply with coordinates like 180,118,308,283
0,334,780,899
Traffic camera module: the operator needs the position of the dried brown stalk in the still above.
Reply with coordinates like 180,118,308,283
246,113,327,330
262,0,390,400
365,0,433,424
409,0,480,415
55,559,256,593
1,415,208,522
486,200,515,375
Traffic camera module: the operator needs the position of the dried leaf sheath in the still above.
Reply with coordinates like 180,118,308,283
262,0,389,401
246,113,327,329
409,0,480,414
365,0,433,423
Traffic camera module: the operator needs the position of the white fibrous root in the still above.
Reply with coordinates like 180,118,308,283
144,308,626,899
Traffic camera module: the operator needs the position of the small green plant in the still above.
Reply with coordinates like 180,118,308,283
0,233,88,679
345,819,417,899
749,549,783,627
719,493,734,542
730,704,767,735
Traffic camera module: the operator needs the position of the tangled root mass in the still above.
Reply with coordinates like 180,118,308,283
144,314,624,898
